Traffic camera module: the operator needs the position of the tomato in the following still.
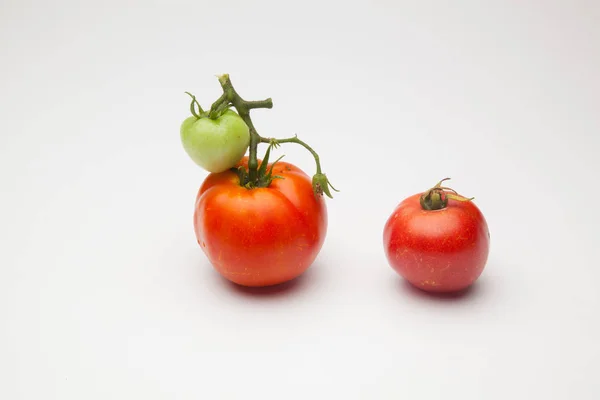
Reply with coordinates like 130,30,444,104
193,157,327,287
383,180,490,293
180,109,250,173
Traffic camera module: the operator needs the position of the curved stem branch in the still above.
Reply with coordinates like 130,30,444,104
185,92,204,118
261,136,322,174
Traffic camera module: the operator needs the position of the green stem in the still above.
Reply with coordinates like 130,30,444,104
215,74,273,182
246,99,274,109
207,93,228,119
185,92,204,118
261,136,322,174
420,178,474,210
199,73,336,196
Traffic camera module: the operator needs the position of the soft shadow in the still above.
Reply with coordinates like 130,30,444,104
216,265,321,300
397,277,485,303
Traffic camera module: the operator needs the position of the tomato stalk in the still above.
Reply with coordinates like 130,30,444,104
210,74,272,183
200,74,338,198
259,135,338,198
420,178,474,210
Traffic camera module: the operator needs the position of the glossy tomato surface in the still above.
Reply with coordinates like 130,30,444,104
194,157,327,287
383,193,490,293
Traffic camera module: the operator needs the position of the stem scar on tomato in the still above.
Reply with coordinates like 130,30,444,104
419,178,474,211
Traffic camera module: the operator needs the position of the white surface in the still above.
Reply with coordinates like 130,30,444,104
1,0,599,398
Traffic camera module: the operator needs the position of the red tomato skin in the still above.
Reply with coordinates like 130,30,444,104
383,193,490,293
194,157,327,287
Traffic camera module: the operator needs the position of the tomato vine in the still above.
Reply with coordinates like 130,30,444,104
186,74,338,198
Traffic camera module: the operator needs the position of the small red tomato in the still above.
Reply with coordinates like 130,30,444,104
383,178,490,293
194,157,327,287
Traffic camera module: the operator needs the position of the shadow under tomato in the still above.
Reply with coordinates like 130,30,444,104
218,266,320,299
397,277,484,302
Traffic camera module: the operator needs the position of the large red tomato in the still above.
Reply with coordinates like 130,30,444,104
383,179,490,293
194,157,327,287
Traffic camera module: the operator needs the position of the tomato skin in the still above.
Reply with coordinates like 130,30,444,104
180,109,250,173
194,157,327,287
383,193,490,293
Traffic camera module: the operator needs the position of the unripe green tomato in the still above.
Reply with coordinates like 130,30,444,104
180,110,250,173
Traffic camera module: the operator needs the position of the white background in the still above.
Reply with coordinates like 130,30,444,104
1,0,599,398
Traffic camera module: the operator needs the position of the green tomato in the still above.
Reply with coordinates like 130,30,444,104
180,110,250,173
